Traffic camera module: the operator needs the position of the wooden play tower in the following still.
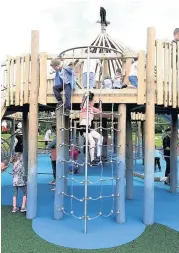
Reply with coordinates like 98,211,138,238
1,9,179,230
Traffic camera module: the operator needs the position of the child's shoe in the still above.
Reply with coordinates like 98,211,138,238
20,207,27,212
51,188,56,191
48,180,56,185
12,207,19,213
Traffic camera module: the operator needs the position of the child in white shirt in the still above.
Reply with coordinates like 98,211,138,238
129,57,138,88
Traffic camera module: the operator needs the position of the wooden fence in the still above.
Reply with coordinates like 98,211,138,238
2,41,179,108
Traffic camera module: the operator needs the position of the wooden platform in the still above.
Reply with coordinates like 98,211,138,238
1,31,179,118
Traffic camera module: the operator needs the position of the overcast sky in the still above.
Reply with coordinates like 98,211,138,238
0,0,178,62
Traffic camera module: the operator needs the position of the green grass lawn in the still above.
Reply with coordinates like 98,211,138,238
1,206,179,253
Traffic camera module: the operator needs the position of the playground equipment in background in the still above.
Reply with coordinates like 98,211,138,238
1,6,178,234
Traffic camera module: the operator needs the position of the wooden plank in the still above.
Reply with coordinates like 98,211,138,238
124,58,133,85
15,57,21,106
168,43,172,106
26,30,39,219
24,54,30,104
144,27,155,225
177,42,179,107
20,56,24,106
156,40,163,105
137,50,145,104
10,58,14,105
172,42,177,108
39,52,47,105
164,43,169,107
6,57,10,106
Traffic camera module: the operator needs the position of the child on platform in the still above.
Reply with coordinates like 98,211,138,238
11,153,27,213
129,57,138,88
113,69,127,89
50,59,76,115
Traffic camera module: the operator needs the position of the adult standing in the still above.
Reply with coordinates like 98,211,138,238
163,128,171,178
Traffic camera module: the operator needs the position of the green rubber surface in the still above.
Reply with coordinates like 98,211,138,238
1,206,179,253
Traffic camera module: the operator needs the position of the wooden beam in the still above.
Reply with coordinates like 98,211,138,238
164,42,169,107
116,104,126,223
6,57,10,106
20,56,24,106
172,42,177,108
126,112,133,199
10,58,14,105
168,43,172,106
156,40,164,105
15,57,21,106
39,52,47,105
26,30,39,219
54,107,65,219
24,54,30,104
137,51,146,105
144,27,155,225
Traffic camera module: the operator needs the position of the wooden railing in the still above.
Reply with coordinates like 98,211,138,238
1,42,179,109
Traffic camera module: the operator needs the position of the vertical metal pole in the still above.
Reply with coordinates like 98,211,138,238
170,113,178,193
73,121,77,145
54,107,65,219
116,104,126,223
78,131,84,174
126,112,133,199
64,117,69,193
84,47,90,233
144,27,155,225
27,30,39,219
102,119,108,159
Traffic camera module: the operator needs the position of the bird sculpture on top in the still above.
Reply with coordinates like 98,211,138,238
97,7,110,27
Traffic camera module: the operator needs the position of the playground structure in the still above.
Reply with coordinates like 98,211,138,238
1,11,179,235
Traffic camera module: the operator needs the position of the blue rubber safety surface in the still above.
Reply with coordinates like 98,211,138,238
1,154,179,249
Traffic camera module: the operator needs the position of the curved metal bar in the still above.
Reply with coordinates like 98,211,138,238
59,46,122,57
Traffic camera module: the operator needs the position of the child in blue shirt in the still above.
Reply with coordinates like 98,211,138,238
50,59,76,115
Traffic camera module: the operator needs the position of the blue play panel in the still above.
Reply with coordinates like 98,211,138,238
1,154,179,249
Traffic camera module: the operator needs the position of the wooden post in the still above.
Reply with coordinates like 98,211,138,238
170,113,178,193
23,111,29,177
126,112,133,199
26,30,39,219
116,104,126,223
141,121,145,165
144,27,155,225
54,108,65,219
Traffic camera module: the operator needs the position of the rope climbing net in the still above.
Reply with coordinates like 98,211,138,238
55,45,124,233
